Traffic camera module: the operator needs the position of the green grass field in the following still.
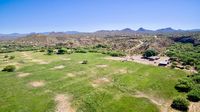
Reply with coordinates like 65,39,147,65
0,51,188,112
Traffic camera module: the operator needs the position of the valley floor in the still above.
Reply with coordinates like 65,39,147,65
0,51,191,112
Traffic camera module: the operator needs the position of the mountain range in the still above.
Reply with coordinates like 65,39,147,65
1,27,200,40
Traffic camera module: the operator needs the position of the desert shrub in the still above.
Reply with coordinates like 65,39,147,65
187,85,200,102
39,49,45,52
143,49,158,58
88,49,98,53
171,62,177,69
166,51,176,57
66,49,74,54
9,56,15,60
192,74,200,84
75,49,87,53
2,65,16,72
4,55,9,58
107,51,125,57
95,44,108,48
18,60,26,64
169,57,179,62
195,65,200,72
47,49,54,55
82,60,88,64
175,78,194,92
171,97,189,111
185,65,190,70
57,48,67,54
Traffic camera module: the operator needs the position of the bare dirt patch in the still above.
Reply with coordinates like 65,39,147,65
126,55,169,66
189,102,200,112
51,65,65,70
96,64,108,68
32,59,49,64
66,73,76,78
117,69,128,74
17,72,31,78
76,71,86,75
61,58,71,61
105,55,170,67
55,94,75,112
91,77,110,87
104,57,123,61
21,52,33,60
29,81,45,88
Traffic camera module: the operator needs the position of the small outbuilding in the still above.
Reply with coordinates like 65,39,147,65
148,56,160,61
158,61,168,66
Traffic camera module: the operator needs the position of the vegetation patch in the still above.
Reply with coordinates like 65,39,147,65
175,78,194,92
2,65,16,72
171,97,190,111
187,86,200,102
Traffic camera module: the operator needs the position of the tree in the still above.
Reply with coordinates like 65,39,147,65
47,49,54,55
81,60,88,64
187,85,200,102
171,97,189,111
57,48,67,54
4,55,9,58
175,78,194,92
2,65,16,72
143,49,158,58
9,56,15,60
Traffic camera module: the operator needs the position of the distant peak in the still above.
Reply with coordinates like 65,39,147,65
137,27,146,31
156,27,176,32
137,27,152,32
121,28,134,32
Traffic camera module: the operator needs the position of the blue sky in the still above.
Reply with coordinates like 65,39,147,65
0,0,200,33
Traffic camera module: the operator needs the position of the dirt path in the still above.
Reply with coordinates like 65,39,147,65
126,40,144,53
55,94,75,112
105,55,169,67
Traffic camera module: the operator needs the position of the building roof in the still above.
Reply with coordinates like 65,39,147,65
159,61,168,65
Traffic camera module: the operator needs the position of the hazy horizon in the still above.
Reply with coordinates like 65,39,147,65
0,0,200,33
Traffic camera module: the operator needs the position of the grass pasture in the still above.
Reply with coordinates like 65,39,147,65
0,51,188,112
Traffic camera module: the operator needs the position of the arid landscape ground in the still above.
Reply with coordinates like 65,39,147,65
0,0,200,112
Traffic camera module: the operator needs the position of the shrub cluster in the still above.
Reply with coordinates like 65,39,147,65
81,60,88,64
143,49,158,58
9,56,15,60
166,43,200,72
172,72,200,111
2,65,16,72
75,49,87,53
187,86,200,102
106,51,126,57
171,97,189,111
175,78,194,92
47,49,54,55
